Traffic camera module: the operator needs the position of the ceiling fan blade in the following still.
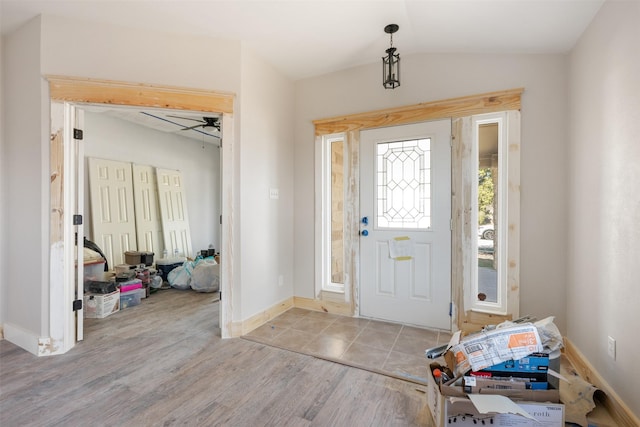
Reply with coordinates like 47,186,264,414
166,115,205,123
180,124,204,131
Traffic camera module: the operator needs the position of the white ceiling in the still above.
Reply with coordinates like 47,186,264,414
82,105,222,144
1,0,605,81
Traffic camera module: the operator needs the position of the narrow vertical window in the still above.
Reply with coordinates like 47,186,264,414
320,135,345,293
472,115,508,313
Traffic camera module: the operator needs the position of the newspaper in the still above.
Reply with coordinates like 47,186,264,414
451,324,543,375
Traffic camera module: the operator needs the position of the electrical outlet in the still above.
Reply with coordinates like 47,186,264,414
607,336,616,360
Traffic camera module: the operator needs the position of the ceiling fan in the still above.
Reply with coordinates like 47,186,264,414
167,115,221,132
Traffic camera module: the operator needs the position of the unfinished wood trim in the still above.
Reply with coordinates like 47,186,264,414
450,117,466,331
564,338,640,427
47,75,235,114
451,112,521,333
320,291,347,304
313,88,523,135
345,130,359,316
50,128,64,244
232,297,294,337
459,311,512,334
505,110,521,318
293,297,352,316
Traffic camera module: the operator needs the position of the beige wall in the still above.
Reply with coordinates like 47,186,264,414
294,53,569,331
40,16,242,92
568,0,640,416
0,30,5,331
2,17,45,348
238,44,295,320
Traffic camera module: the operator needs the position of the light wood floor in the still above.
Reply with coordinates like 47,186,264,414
0,289,432,426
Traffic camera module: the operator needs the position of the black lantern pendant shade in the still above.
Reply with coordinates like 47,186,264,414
382,24,400,89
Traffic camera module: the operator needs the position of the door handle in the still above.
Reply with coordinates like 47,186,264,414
360,229,369,236
361,216,369,225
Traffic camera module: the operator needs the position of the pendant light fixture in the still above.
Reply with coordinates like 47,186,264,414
382,24,400,89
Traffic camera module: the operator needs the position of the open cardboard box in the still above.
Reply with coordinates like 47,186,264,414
427,362,564,427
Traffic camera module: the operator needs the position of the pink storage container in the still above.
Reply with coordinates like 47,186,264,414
119,278,142,293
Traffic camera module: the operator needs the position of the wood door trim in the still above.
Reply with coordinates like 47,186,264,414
47,75,235,114
313,88,523,135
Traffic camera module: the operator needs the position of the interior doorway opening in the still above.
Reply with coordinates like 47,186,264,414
48,76,236,354
76,104,223,342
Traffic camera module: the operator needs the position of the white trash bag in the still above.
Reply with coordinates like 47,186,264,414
190,260,219,293
168,260,195,290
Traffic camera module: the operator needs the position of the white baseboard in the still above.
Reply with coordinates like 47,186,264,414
3,322,41,356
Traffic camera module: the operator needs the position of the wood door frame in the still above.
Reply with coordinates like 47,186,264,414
47,75,236,344
313,88,523,331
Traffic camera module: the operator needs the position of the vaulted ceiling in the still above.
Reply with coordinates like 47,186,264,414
2,1,605,140
1,0,604,81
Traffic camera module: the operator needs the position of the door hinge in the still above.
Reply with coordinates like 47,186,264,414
73,299,83,311
220,215,222,225
73,214,83,225
73,128,84,140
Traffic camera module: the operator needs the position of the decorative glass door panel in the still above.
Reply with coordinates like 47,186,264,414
376,138,431,229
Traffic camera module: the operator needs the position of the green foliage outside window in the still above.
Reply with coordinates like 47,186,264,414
478,168,494,225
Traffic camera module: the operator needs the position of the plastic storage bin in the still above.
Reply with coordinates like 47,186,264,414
119,278,143,293
156,257,185,282
125,251,154,266
83,259,106,286
120,288,144,309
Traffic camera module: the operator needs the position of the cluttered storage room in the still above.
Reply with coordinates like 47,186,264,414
79,106,222,323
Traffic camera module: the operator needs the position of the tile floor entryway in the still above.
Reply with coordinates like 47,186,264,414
243,307,452,384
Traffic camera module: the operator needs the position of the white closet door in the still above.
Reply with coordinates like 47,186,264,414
88,157,137,267
132,164,164,256
156,168,193,258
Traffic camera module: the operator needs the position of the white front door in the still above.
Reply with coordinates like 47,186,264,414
359,120,452,329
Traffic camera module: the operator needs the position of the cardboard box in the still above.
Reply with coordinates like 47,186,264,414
84,290,120,318
427,363,562,427
440,398,564,426
438,374,558,402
